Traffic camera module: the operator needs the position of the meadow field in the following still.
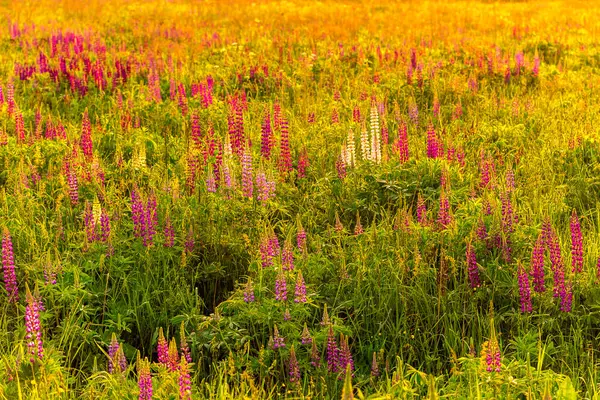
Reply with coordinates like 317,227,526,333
2,0,600,398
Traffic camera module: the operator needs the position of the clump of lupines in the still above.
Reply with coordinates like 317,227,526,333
517,263,533,313
2,228,18,302
137,356,153,400
294,271,307,303
25,286,43,363
256,171,276,203
466,242,481,289
570,209,583,273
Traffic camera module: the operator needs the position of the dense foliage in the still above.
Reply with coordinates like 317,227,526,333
1,0,600,398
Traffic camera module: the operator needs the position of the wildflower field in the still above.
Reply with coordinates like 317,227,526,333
2,0,600,398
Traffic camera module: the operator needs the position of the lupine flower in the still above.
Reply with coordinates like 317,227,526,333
518,263,533,313
337,334,353,378
168,338,180,372
301,323,312,345
505,168,515,192
597,257,600,282
100,209,110,242
108,333,120,373
2,228,18,302
84,201,97,243
288,345,300,384
484,323,501,373
25,286,43,363
416,194,427,225
185,227,195,254
321,303,331,326
294,271,307,303
371,352,379,377
476,217,488,241
178,357,192,400
531,234,545,293
296,223,306,251
408,102,418,125
335,212,344,233
570,209,583,273
310,340,320,367
370,106,381,163
244,279,255,303
157,327,168,365
394,122,409,163
180,322,191,363
354,213,363,235
437,190,452,229
278,117,292,175
164,216,175,248
560,281,573,313
466,242,481,289
275,271,287,301
297,147,309,178
137,356,153,400
80,110,93,161
241,148,253,198
283,308,291,321
336,155,346,179
426,123,439,159
282,242,294,271
261,111,273,160
272,325,285,349
66,163,79,205
433,96,441,118
331,108,339,124
326,326,340,373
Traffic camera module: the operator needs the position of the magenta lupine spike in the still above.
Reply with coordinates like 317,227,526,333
282,242,294,271
486,339,501,373
6,82,15,116
2,228,18,302
25,287,43,363
272,325,285,349
261,111,273,160
531,234,546,293
476,217,488,241
177,83,188,116
235,102,245,155
191,111,202,151
241,148,253,199
479,153,493,189
260,237,274,268
297,226,307,251
294,271,307,303
256,171,270,203
289,345,300,384
597,257,600,282
275,271,287,302
164,216,175,248
560,281,573,312
466,242,481,289
548,229,565,299
297,147,309,178
65,163,79,205
301,324,312,345
206,168,217,193
278,118,292,175
178,357,192,400
353,106,361,123
518,264,533,313
80,110,93,161
15,111,25,144
326,326,339,373
138,357,153,400
570,209,583,273
337,335,353,378
331,108,339,124
426,123,438,159
144,194,158,247
170,78,177,101
501,192,515,234
180,325,191,363
395,121,409,163
157,328,168,365
244,279,255,303
437,191,452,229
336,155,346,180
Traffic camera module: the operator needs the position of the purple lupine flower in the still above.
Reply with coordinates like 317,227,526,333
272,325,285,349
570,209,583,273
43,263,57,285
289,345,300,384
84,201,97,243
426,123,438,159
260,237,274,268
476,217,488,241
243,279,255,303
515,52,524,74
518,264,533,313
283,308,291,321
486,339,501,373
278,117,292,175
241,148,253,199
466,242,481,289
261,111,272,160
301,324,312,345
337,335,353,379
531,234,546,293
144,193,158,247
256,171,270,203
80,110,93,161
326,326,339,373
371,352,379,377
275,271,287,302
394,121,409,163
437,190,452,229
597,257,600,283
164,216,175,248
2,228,18,302
297,147,309,178
100,209,110,242
282,242,294,271
178,357,192,400
25,287,43,363
336,156,346,180
560,281,573,312
206,169,217,193
66,163,79,205
294,271,307,303
310,341,320,368
157,328,168,365
138,357,153,400
296,225,306,251
108,334,120,373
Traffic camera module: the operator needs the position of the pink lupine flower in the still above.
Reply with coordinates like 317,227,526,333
326,326,339,373
417,194,427,225
394,122,409,163
426,123,439,159
570,209,583,273
138,357,153,400
436,190,452,229
294,271,307,303
275,271,287,302
297,147,309,178
157,328,168,365
261,111,273,160
272,325,285,349
531,234,546,293
80,110,93,161
466,242,481,289
282,242,294,271
518,263,533,313
337,334,353,378
244,279,255,303
2,228,18,302
288,345,300,384
164,216,175,248
25,287,43,363
241,148,253,199
178,357,192,400
278,117,292,175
